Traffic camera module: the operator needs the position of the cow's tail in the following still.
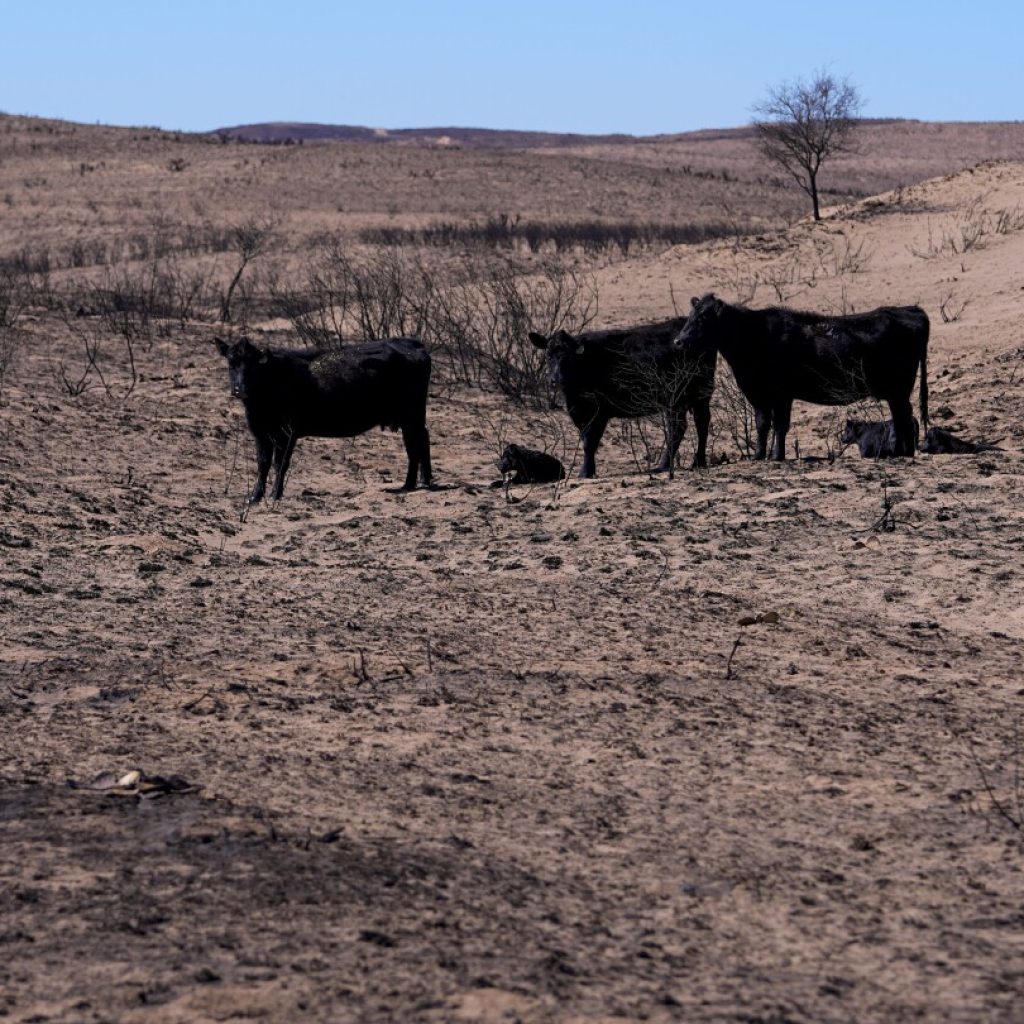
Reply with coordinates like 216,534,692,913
919,314,930,431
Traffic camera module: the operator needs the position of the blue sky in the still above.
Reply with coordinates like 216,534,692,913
2,1,1021,134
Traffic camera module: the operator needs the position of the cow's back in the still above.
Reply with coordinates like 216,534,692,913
751,305,928,406
567,317,707,416
288,337,429,436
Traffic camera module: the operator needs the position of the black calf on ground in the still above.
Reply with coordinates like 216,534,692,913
921,427,1003,454
842,418,920,458
842,418,1002,457
215,336,432,502
529,318,715,478
494,444,566,486
675,295,929,460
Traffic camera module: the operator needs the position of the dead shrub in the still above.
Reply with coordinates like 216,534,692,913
907,196,1023,260
606,353,712,477
273,242,598,405
360,216,745,257
428,256,598,402
220,217,278,324
816,233,873,275
939,291,970,324
272,242,433,346
709,363,757,460
0,269,28,403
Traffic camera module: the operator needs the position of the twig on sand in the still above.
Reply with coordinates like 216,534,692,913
965,724,1023,834
725,637,742,680
181,687,224,712
354,650,370,683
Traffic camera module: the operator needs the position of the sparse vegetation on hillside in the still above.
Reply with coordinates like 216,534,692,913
360,215,747,256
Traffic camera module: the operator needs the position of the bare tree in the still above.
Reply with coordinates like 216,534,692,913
753,70,863,221
220,217,278,323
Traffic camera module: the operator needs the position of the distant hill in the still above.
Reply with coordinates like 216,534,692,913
211,122,641,149
210,118,922,150
6,112,1024,273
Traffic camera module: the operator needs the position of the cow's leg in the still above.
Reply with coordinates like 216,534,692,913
888,397,916,457
691,402,711,469
417,426,433,486
579,415,608,478
753,407,772,460
400,424,429,490
271,434,296,501
250,436,272,504
655,409,686,476
770,402,792,461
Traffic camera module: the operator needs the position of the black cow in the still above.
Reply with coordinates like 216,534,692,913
675,294,929,460
921,427,1003,454
494,444,566,486
215,336,432,502
528,318,715,478
842,417,921,458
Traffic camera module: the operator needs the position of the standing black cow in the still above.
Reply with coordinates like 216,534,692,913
215,336,432,501
674,294,929,460
528,318,715,478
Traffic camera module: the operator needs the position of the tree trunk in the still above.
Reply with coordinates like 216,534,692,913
810,172,821,221
220,257,250,323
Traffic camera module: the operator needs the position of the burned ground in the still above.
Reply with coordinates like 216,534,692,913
1,132,1024,1022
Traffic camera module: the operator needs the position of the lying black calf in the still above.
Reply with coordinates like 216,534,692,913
842,418,920,458
492,444,566,486
921,427,1003,454
843,418,1003,457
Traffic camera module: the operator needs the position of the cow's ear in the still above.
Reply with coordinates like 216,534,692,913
690,296,699,308
239,337,266,363
712,298,724,314
528,331,549,350
214,337,229,357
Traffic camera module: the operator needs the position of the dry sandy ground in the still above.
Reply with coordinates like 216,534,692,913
2,162,1024,1023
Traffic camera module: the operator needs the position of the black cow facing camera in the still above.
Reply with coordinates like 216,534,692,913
215,335,433,502
529,319,715,479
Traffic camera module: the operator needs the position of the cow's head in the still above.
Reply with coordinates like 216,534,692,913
214,336,268,401
497,444,523,475
840,419,866,447
673,293,725,349
529,329,585,390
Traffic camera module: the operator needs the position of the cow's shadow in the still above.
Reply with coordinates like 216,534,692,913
383,482,458,495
